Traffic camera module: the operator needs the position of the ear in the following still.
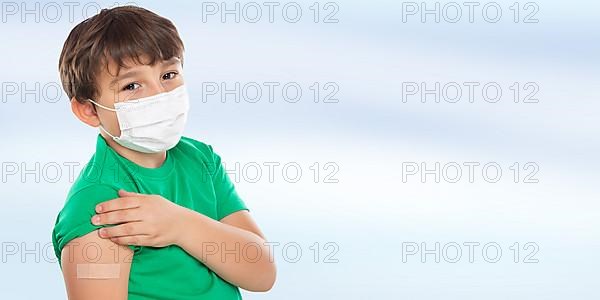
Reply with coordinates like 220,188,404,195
71,97,101,127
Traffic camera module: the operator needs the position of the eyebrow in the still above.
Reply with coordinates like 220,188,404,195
110,70,142,86
162,57,181,67
109,58,181,86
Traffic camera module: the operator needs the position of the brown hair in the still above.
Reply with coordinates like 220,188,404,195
58,5,184,103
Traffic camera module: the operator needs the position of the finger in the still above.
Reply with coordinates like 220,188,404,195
99,221,147,238
96,196,141,213
110,234,150,246
93,208,142,225
118,189,142,197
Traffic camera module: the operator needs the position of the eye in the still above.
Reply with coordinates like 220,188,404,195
162,71,178,80
122,82,140,91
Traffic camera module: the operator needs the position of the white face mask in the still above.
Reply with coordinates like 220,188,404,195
88,85,190,154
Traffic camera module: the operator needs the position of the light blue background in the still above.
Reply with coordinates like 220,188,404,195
0,0,598,298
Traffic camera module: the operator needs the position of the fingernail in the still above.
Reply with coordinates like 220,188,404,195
99,229,106,236
96,205,103,213
92,215,100,224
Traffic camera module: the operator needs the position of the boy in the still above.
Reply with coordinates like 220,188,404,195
51,6,276,299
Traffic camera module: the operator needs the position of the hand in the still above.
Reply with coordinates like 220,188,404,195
91,190,188,247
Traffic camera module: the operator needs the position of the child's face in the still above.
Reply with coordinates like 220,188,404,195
89,55,184,138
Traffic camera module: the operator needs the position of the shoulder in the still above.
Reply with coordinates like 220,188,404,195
52,184,125,262
177,136,215,155
175,136,220,163
62,184,119,216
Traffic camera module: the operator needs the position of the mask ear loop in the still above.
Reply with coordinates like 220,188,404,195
88,99,116,111
87,99,119,140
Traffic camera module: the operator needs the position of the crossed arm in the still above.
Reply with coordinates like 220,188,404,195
61,203,277,299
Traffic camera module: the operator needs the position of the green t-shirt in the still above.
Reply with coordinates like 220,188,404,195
51,134,249,299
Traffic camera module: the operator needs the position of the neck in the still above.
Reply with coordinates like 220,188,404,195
100,133,167,168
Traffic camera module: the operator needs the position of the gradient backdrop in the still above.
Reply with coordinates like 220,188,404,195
0,0,598,299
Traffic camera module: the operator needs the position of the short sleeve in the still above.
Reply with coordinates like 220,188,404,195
208,145,250,220
52,184,141,266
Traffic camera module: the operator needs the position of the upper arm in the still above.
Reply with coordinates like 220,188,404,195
207,145,250,220
53,185,141,261
60,230,132,300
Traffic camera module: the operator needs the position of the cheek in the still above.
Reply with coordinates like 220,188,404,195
99,111,122,136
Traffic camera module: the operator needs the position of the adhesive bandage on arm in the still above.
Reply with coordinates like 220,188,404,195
76,264,121,279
